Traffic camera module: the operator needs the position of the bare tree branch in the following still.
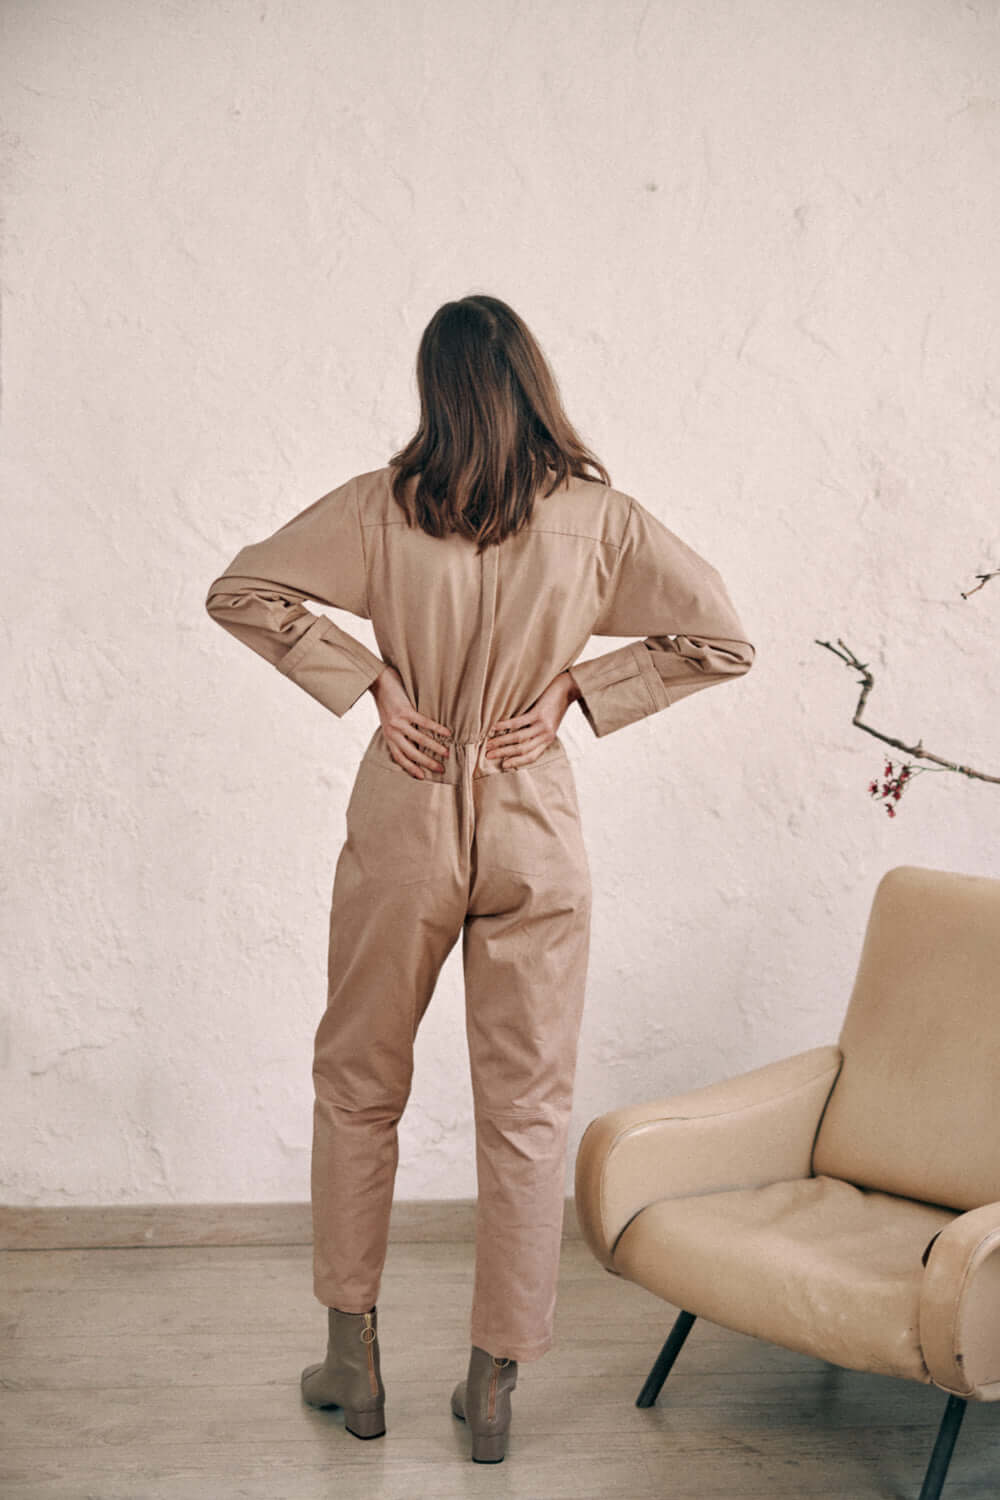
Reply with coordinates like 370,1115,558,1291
961,570,999,600
814,637,1000,785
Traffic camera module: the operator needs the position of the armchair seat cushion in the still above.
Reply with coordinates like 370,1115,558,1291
613,1175,955,1383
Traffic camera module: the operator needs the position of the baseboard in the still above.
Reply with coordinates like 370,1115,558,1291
0,1197,582,1251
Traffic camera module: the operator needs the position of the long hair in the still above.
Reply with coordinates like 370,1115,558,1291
388,295,612,551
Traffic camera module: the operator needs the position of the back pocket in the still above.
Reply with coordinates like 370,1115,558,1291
346,761,447,887
475,756,587,879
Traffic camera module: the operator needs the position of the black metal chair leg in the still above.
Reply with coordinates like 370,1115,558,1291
636,1309,697,1407
918,1394,967,1500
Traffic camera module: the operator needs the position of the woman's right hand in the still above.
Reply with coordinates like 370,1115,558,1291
369,664,453,780
483,670,580,769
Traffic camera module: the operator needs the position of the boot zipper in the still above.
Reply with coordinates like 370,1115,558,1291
488,1355,510,1420
361,1311,378,1396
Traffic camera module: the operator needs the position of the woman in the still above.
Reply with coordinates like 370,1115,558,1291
204,294,756,1463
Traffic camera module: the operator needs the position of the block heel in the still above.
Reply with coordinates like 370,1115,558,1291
344,1403,386,1439
470,1428,507,1463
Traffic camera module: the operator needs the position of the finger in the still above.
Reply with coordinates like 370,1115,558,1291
486,719,539,748
388,744,425,780
488,712,536,735
485,735,526,757
500,742,549,769
389,750,425,786
403,724,451,761
499,734,550,768
411,711,454,740
392,733,447,774
485,724,540,756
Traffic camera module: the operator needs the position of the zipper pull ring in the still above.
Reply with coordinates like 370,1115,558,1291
361,1309,378,1395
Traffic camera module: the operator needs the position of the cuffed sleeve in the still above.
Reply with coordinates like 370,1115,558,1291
205,476,387,719
567,494,756,738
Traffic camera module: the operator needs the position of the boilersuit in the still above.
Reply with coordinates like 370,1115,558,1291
204,464,756,1362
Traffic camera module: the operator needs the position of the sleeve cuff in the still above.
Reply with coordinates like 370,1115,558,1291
275,614,386,717
568,642,671,738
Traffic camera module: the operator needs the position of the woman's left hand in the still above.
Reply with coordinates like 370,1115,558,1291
485,671,580,769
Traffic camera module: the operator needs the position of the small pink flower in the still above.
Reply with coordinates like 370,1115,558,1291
868,757,914,816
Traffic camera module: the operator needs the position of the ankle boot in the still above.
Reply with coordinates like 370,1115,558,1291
300,1305,386,1439
450,1345,518,1462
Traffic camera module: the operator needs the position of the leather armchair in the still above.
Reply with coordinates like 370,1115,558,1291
574,864,1000,1500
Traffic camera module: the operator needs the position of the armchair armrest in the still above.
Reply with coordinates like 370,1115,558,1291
920,1201,1000,1400
574,1044,843,1272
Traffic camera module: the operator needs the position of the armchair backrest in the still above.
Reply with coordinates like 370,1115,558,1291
811,864,1000,1212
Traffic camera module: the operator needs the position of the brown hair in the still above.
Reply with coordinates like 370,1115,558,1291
388,295,611,551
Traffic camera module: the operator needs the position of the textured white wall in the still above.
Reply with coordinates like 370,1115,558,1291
3,0,998,1208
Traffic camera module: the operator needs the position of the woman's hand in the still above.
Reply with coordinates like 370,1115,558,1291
485,670,580,769
369,664,453,781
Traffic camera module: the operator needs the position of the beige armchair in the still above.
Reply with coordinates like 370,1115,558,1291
575,864,1000,1500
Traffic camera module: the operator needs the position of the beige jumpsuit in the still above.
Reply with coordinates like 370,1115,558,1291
205,465,755,1362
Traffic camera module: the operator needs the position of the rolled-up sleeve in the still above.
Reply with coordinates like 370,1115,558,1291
205,476,387,719
568,495,756,739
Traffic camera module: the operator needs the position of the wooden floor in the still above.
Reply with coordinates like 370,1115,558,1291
1,1237,996,1499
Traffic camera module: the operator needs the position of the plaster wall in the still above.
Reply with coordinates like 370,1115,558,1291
3,0,998,1206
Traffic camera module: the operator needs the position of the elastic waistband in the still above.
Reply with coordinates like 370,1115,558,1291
452,731,497,747
361,727,568,781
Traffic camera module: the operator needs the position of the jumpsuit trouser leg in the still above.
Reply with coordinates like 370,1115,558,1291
462,862,591,1361
310,734,592,1363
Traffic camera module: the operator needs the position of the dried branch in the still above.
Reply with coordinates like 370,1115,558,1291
814,637,1000,785
961,570,999,600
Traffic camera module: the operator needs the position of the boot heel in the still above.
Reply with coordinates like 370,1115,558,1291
344,1404,386,1440
471,1429,507,1463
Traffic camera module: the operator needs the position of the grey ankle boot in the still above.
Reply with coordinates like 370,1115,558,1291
300,1305,386,1439
450,1345,518,1462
